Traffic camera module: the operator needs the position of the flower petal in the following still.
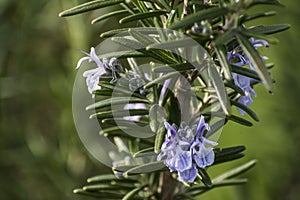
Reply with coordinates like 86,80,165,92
175,151,192,172
178,164,198,182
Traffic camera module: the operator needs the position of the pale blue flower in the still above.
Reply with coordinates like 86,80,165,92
228,38,269,114
76,47,122,97
157,116,217,182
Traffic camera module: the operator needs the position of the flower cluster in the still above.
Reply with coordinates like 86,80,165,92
76,47,122,97
228,38,269,114
157,116,217,182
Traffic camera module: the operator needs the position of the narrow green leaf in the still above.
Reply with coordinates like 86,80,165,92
87,174,136,183
248,24,290,35
112,37,177,64
73,189,124,199
170,7,230,30
90,109,149,120
92,10,130,24
214,28,237,46
149,104,167,132
230,100,259,121
205,119,226,138
225,81,245,96
113,164,138,173
147,37,197,50
59,0,125,17
124,161,165,176
213,153,245,164
231,65,260,80
119,10,168,24
154,125,166,154
236,33,272,91
112,37,145,50
98,50,144,59
122,185,146,200
214,45,232,80
187,179,247,195
213,160,257,182
100,126,154,138
133,147,155,158
241,11,277,23
228,114,253,126
144,71,179,89
86,97,149,110
214,146,246,159
128,28,156,45
153,63,195,73
83,183,134,191
247,0,284,8
198,168,212,187
241,28,278,44
98,81,146,99
208,66,231,115
101,27,160,37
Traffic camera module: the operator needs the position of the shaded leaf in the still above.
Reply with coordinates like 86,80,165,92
231,65,260,80
198,168,212,187
247,0,284,8
230,100,259,121
241,11,276,23
248,24,290,35
122,185,146,200
73,189,124,199
228,114,253,126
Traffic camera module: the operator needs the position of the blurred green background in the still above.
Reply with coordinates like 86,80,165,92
0,0,299,200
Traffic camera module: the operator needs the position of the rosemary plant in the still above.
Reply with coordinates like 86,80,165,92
59,0,289,199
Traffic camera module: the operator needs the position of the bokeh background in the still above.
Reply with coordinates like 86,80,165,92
0,0,299,199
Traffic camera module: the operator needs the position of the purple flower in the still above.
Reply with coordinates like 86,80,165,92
228,38,269,114
157,116,217,182
76,47,122,97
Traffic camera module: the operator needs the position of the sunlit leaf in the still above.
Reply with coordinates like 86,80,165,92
92,10,130,24
119,10,168,24
236,33,272,91
59,0,125,17
208,65,231,115
86,97,149,110
213,160,257,182
170,7,229,30
124,161,165,176
214,45,232,80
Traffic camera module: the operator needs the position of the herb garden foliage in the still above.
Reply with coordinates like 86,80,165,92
60,0,289,199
